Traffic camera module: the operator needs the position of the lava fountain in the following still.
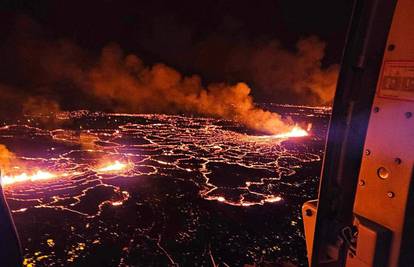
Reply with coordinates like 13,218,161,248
273,125,309,138
1,170,58,186
96,160,132,174
1,160,131,187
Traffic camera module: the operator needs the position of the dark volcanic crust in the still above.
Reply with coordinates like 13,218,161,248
1,106,329,266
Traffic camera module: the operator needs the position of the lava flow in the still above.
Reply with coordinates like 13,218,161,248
0,123,308,188
96,161,132,173
0,110,326,267
251,125,310,142
1,160,131,187
2,170,58,186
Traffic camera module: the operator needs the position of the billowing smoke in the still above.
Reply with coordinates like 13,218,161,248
0,16,338,134
252,37,339,104
81,44,294,134
22,97,62,126
219,36,339,105
0,145,17,175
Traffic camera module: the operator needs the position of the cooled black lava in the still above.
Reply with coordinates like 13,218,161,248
1,105,329,266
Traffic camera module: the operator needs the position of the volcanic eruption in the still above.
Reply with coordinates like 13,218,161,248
0,16,339,135
0,13,339,267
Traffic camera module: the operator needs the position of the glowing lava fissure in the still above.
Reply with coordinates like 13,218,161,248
1,160,132,187
0,107,329,267
0,110,317,204
2,170,57,186
273,125,309,138
96,160,131,173
0,114,309,187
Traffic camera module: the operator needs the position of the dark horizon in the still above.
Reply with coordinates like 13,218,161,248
0,1,354,123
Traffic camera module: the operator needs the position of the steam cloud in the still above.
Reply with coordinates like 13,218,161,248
0,17,338,134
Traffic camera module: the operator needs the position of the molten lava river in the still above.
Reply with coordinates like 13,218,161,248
0,105,330,267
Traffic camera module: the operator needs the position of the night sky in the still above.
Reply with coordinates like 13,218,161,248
0,0,354,110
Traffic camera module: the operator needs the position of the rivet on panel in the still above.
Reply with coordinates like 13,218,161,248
305,209,313,217
394,158,402,165
377,167,389,180
405,112,412,119
359,179,365,186
387,191,395,198
387,44,396,51
373,107,380,113
365,149,371,156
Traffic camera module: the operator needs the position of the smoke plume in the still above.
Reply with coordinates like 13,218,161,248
0,16,339,134
220,36,339,105
0,145,16,174
80,44,293,133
